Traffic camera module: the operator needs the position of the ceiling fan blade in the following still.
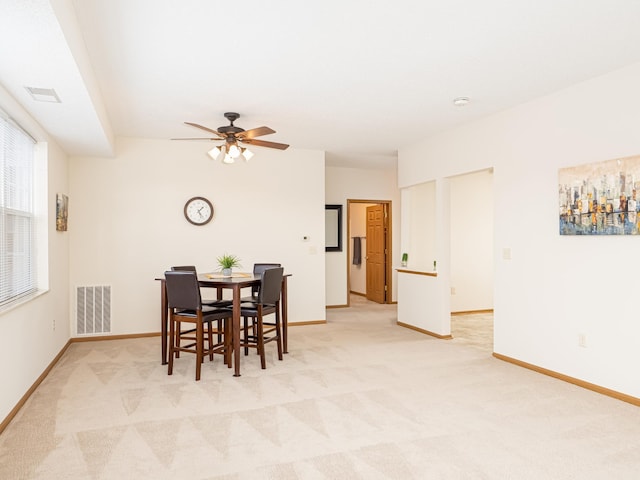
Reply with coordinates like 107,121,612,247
239,126,276,139
184,122,225,138
243,138,290,150
171,137,220,141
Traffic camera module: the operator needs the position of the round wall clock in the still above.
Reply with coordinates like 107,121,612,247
184,196,214,226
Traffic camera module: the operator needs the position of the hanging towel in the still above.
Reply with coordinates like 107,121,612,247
353,237,362,265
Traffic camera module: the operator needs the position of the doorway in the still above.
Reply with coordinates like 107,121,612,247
346,199,393,306
448,168,494,348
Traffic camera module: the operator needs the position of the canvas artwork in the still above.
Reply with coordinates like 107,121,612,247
559,154,640,235
56,193,68,231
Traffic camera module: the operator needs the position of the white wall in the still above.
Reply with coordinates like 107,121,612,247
69,137,326,335
325,165,401,306
399,62,640,398
397,272,449,336
450,169,493,312
401,181,436,272
0,88,71,422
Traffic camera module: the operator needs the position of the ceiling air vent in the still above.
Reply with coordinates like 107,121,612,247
25,86,61,103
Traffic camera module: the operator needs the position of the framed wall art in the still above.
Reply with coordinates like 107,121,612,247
56,193,68,231
559,154,640,235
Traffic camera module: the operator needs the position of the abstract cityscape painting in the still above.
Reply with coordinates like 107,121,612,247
559,154,640,235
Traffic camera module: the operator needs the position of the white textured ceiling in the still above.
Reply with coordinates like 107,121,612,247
2,0,640,168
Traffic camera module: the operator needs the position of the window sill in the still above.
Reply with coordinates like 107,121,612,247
0,289,49,316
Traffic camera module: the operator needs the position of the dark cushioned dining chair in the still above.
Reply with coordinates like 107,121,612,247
240,263,282,303
240,267,284,369
171,265,232,307
240,263,281,354
164,270,232,381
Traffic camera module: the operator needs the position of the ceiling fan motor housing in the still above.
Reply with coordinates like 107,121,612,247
219,112,244,134
218,125,244,134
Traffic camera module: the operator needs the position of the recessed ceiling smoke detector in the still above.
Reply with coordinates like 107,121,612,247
25,86,61,103
453,96,470,107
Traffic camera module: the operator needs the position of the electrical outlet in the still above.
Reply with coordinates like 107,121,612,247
53,318,56,331
450,287,456,295
578,333,587,348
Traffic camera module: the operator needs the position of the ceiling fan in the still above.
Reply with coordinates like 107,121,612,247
174,112,289,163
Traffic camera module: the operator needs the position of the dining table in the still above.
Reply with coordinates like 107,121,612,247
156,272,290,376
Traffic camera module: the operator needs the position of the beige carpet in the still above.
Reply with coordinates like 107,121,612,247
1,297,640,479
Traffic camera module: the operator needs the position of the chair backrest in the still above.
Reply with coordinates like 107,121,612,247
164,271,202,310
251,263,281,295
253,263,281,275
257,267,284,306
171,265,197,272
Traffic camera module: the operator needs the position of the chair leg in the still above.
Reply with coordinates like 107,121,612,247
223,318,232,368
243,316,249,356
168,314,176,375
207,320,214,361
175,322,181,359
275,309,283,361
195,321,203,381
257,308,266,369
225,317,232,368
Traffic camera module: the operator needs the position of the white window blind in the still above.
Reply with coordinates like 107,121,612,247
0,109,36,306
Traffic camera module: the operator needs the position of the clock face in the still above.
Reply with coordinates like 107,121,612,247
184,197,214,225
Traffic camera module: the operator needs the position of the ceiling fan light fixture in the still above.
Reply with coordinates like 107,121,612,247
222,153,235,164
228,144,242,159
207,145,223,160
242,148,254,161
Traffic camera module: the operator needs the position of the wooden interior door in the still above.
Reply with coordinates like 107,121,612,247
366,204,387,303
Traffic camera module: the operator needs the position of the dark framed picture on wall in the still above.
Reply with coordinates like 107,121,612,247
325,204,342,252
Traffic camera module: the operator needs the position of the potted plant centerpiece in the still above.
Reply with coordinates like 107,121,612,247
217,253,241,277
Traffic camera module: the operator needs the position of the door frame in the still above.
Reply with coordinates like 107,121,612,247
346,199,393,306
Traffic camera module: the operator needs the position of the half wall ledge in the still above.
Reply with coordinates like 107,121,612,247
396,268,437,277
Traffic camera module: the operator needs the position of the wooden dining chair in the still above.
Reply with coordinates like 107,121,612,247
171,265,232,307
164,270,232,380
240,267,284,369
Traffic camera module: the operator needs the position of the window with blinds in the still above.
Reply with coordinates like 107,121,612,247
0,109,36,306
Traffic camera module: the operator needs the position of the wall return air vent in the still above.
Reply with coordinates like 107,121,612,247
76,285,111,335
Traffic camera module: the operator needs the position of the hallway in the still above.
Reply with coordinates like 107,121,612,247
345,294,493,354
